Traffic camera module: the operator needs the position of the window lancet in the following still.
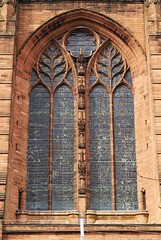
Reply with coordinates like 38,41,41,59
52,86,74,210
88,41,138,210
114,85,137,210
89,86,111,210
27,41,74,210
27,86,49,210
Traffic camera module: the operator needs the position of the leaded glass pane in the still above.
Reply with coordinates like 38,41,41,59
66,31,96,57
124,69,133,87
39,52,51,88
27,85,50,210
53,72,65,89
30,70,38,87
98,51,110,88
113,85,138,210
112,53,123,89
66,70,74,88
89,86,112,210
89,70,97,88
52,86,74,210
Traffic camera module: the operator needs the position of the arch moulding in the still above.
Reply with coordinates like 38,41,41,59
17,8,146,79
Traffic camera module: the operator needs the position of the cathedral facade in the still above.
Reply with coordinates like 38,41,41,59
0,0,161,239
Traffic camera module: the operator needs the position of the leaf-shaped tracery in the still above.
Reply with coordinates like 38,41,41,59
27,28,137,212
28,39,75,211
88,38,136,211
92,42,130,91
30,41,70,91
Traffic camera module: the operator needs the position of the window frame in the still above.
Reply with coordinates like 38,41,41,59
5,9,149,224
26,27,138,212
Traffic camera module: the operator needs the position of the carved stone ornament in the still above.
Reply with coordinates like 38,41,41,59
146,0,160,5
78,47,86,76
78,65,85,76
78,152,86,174
78,132,85,148
0,0,15,6
78,151,86,194
78,119,86,131
78,85,85,94
79,176,86,194
78,94,85,109
78,76,85,93
78,161,86,176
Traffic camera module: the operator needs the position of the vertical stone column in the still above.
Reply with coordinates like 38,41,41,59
77,48,87,218
0,0,17,237
145,0,161,214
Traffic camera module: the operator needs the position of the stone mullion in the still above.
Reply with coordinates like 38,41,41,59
77,49,87,217
78,50,86,196
48,91,53,210
48,54,54,210
109,46,116,210
110,92,116,210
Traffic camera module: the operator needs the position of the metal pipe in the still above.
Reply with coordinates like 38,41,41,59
80,218,84,240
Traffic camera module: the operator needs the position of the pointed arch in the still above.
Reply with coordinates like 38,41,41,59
89,85,111,210
17,8,146,83
52,85,74,210
27,85,50,211
113,84,137,210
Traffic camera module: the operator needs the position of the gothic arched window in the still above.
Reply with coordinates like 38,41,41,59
88,42,137,210
26,28,138,211
26,42,74,211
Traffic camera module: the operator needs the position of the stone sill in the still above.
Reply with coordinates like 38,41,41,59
3,223,161,234
19,0,144,3
16,210,149,225
86,210,149,224
16,210,79,224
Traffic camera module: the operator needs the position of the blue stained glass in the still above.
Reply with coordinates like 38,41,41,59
111,53,120,67
89,70,97,88
112,64,123,89
27,85,50,210
100,54,109,67
53,73,65,89
89,86,112,210
38,43,65,89
107,43,113,51
66,31,96,57
52,85,74,210
30,70,38,87
124,69,133,87
39,54,51,88
112,75,120,89
98,63,110,88
113,85,138,210
66,70,74,88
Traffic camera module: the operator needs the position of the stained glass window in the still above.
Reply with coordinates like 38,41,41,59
26,41,74,211
89,86,112,210
114,85,137,210
52,86,74,210
26,30,138,212
27,86,49,210
89,41,138,211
